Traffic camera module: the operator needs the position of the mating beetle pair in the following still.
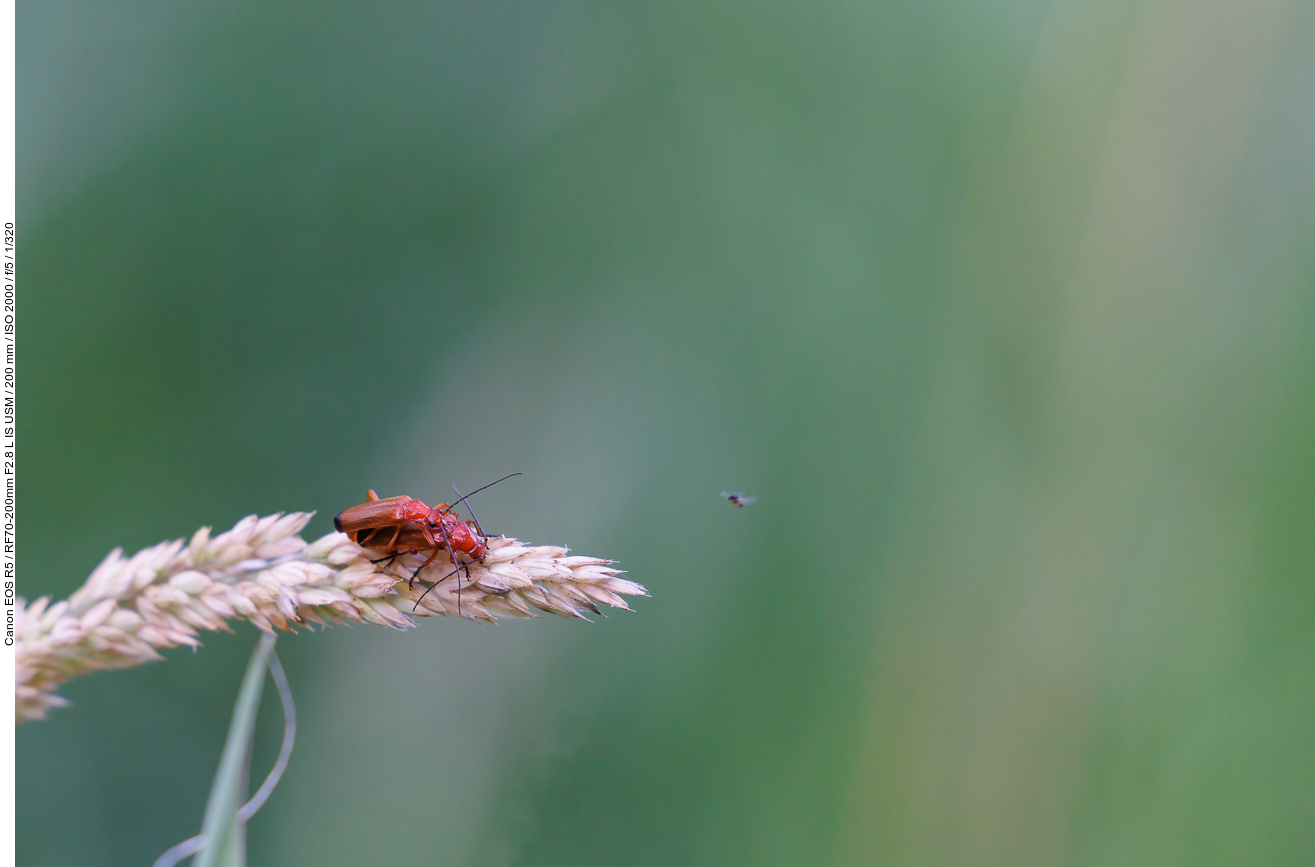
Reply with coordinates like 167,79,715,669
333,473,521,607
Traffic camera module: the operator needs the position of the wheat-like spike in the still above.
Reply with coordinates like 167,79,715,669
16,513,645,722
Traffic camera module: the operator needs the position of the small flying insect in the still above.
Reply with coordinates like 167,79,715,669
721,491,756,508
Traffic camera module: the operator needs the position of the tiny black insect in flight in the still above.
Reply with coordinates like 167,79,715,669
721,491,756,508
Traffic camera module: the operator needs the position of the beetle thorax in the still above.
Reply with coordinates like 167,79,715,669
403,500,431,522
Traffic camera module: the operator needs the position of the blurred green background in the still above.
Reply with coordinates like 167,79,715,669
16,0,1315,864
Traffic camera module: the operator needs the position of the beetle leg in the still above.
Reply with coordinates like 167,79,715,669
412,519,456,587
376,548,428,573
357,525,406,569
357,525,402,551
356,528,389,562
435,519,470,616
411,558,470,612
407,545,444,589
419,511,442,549
399,509,447,588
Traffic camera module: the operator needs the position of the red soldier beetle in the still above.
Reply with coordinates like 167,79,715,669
333,473,522,612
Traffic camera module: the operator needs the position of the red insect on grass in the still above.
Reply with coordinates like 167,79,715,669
334,473,522,611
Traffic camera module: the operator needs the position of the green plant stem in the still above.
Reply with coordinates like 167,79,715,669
195,634,273,867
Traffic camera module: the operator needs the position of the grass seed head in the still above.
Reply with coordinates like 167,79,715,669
16,512,645,722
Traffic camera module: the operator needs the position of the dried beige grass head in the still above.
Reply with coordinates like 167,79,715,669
16,512,646,722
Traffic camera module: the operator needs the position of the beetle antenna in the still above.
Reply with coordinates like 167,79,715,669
446,472,522,516
452,484,487,538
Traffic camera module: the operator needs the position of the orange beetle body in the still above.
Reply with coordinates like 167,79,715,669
334,490,486,560
333,475,521,613
335,489,488,580
334,493,431,542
